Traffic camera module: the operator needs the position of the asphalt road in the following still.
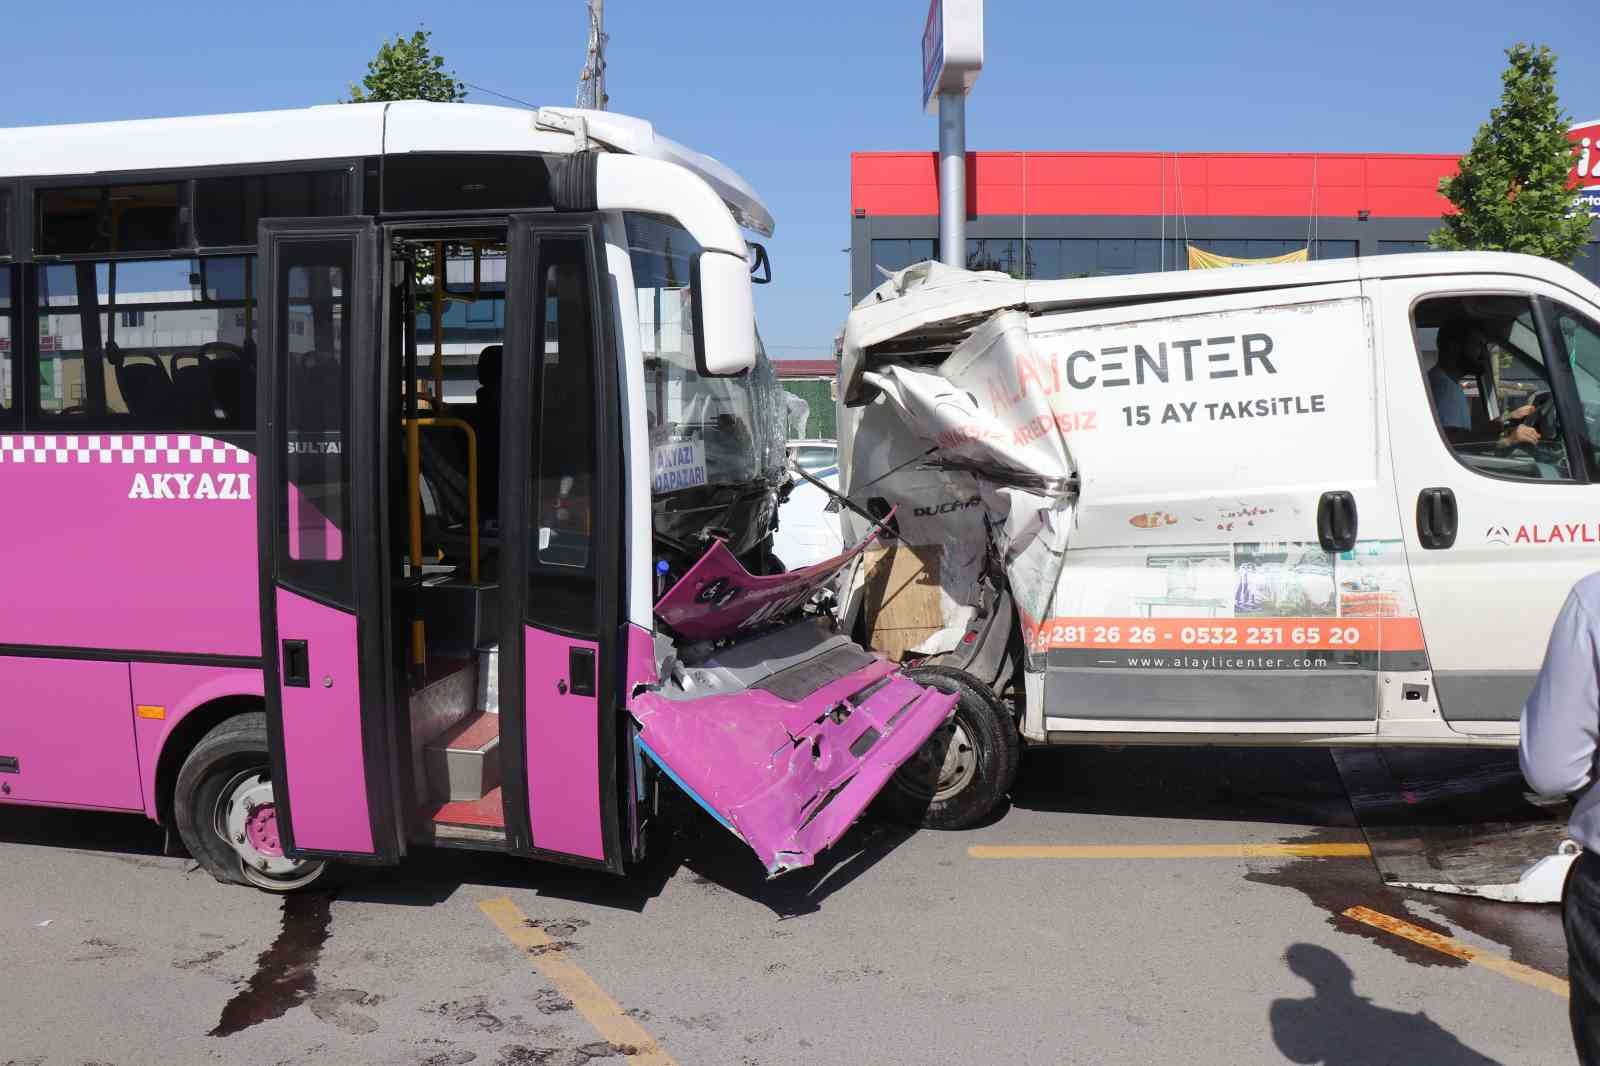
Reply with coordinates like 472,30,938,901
0,747,1575,1066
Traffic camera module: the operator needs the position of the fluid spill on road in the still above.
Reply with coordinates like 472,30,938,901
1245,830,1469,970
1247,823,1569,979
209,891,334,1036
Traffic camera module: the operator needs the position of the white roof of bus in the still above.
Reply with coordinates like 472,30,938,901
0,101,774,236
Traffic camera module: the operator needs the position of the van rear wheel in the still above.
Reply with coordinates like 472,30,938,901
882,666,1020,830
173,713,328,892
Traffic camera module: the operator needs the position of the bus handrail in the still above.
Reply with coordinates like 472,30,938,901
403,416,481,587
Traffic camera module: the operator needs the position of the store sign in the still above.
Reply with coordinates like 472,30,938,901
920,0,983,113
1574,119,1600,217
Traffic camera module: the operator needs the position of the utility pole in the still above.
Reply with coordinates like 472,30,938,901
921,0,982,267
577,0,608,110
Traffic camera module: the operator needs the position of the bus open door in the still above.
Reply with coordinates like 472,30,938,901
257,218,405,868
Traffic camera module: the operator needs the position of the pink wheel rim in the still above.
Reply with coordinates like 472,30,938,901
245,803,283,858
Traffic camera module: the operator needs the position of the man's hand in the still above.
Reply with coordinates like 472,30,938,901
1502,423,1541,446
1507,403,1539,421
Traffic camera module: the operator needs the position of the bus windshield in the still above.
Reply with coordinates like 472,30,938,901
628,214,785,497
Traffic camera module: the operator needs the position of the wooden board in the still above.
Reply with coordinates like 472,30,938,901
860,543,946,661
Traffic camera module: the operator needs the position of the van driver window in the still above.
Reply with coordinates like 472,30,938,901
1553,303,1600,479
1412,295,1571,482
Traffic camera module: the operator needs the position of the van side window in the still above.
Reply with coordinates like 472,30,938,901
1411,295,1570,482
1553,304,1600,478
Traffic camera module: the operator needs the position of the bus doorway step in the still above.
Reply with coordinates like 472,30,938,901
1331,748,1574,904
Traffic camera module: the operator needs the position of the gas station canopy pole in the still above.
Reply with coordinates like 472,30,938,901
922,0,984,268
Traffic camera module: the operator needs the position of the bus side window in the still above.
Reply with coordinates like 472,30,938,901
0,265,13,419
33,256,256,431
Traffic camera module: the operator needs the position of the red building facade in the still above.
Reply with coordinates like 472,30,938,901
849,149,1600,303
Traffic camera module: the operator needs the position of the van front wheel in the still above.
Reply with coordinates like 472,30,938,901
882,666,1020,830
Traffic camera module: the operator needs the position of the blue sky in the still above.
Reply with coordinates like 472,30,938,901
3,1,1598,358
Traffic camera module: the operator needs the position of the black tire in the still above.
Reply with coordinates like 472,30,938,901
173,712,329,892
880,665,1021,830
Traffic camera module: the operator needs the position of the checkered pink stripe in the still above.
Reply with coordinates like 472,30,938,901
0,435,252,465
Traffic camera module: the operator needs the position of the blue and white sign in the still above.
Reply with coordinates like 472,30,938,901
921,0,984,113
652,439,708,495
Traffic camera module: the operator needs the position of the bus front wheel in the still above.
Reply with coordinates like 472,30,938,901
173,713,328,892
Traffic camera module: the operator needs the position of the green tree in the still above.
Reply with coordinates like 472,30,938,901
346,28,466,104
1430,44,1590,262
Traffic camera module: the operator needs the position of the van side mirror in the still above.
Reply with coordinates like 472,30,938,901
691,250,757,376
748,242,772,285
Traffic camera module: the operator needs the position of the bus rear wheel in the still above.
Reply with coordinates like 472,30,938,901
174,713,328,892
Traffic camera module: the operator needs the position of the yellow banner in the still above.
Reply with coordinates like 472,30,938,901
1186,244,1309,269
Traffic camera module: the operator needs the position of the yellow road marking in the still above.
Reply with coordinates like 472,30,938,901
1343,905,1569,999
478,897,680,1065
968,842,1372,860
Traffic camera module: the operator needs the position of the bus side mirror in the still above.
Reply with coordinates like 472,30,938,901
691,250,757,376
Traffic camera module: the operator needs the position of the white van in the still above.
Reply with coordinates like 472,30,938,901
837,252,1600,827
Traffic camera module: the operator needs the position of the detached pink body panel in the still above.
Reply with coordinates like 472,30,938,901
274,588,373,854
129,663,265,819
632,660,957,875
652,526,883,642
0,435,260,656
0,657,141,811
525,627,605,861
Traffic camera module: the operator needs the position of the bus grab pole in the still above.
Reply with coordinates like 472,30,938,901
431,242,445,404
407,418,425,669
403,418,480,586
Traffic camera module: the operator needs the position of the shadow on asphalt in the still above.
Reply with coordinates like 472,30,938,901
1009,745,1365,828
0,793,921,918
1269,942,1503,1065
339,795,919,918
0,804,168,856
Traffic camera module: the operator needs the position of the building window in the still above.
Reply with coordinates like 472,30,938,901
35,256,256,430
869,238,937,278
966,238,1026,277
1378,240,1436,255
0,188,11,259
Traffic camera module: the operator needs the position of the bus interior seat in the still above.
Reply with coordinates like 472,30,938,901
113,353,172,420
209,351,245,426
169,353,219,425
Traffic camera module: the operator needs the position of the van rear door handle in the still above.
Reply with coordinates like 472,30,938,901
1317,491,1358,552
1416,487,1458,550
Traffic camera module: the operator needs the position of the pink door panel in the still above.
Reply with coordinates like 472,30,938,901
0,657,141,811
274,589,373,854
524,628,604,861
